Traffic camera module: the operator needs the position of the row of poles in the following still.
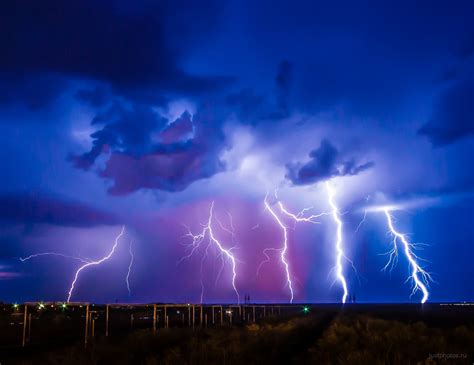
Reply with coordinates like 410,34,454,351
20,303,283,347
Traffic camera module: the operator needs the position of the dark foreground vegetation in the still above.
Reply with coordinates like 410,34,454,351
2,305,473,365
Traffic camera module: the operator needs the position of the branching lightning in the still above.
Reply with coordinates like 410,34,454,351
126,240,134,296
20,226,130,301
261,192,295,303
180,202,240,304
383,208,431,303
67,226,126,302
325,181,349,304
20,253,91,264
278,201,330,226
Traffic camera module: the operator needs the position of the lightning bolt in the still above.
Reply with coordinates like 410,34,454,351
261,192,295,303
67,226,126,302
383,208,431,303
126,240,134,296
354,210,368,234
20,253,91,264
180,202,240,304
325,181,349,304
214,211,238,287
277,200,330,225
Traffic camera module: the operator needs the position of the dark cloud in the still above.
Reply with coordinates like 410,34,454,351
75,86,112,108
458,33,474,60
418,79,474,146
286,139,374,185
0,72,67,110
0,194,118,227
72,107,226,194
0,0,230,107
225,61,293,123
71,104,168,170
275,60,292,116
226,88,266,123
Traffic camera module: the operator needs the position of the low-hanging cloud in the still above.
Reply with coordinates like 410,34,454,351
286,138,374,185
71,106,227,195
0,194,118,227
418,79,474,146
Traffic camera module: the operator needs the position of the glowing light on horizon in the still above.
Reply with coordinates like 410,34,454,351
326,181,349,304
383,208,431,303
180,202,240,304
67,226,126,302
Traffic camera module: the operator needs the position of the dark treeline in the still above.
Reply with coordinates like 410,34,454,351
4,310,473,364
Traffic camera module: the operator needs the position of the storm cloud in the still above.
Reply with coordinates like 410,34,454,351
418,79,474,146
72,107,227,194
286,139,374,185
0,194,118,227
0,0,229,107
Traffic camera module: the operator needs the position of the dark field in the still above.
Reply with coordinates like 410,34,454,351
1,303,473,364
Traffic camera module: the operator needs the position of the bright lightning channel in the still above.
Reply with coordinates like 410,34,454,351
126,240,134,296
277,201,330,225
20,253,91,264
67,226,126,302
180,202,240,304
261,192,295,303
325,181,349,304
383,208,431,303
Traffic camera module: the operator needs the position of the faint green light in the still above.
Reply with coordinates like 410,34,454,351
303,306,310,314
13,303,19,309
38,303,45,310
61,303,67,309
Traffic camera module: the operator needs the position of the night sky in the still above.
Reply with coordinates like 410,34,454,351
1,0,473,304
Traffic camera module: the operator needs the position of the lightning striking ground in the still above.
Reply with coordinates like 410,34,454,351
67,226,126,302
180,202,240,304
126,240,134,296
261,192,295,303
383,208,431,303
325,181,349,304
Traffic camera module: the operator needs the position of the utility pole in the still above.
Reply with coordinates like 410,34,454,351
84,305,90,347
91,318,95,339
188,305,191,327
27,313,32,343
22,304,28,347
153,304,157,333
105,305,109,337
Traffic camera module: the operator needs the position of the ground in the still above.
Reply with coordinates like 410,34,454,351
1,304,473,364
